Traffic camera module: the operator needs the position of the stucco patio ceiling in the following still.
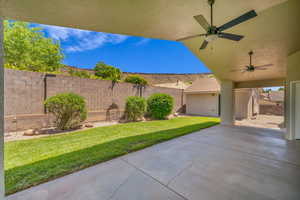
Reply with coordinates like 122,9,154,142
1,0,299,82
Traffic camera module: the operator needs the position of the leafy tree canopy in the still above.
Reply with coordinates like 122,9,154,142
94,61,122,82
124,75,148,85
4,21,64,72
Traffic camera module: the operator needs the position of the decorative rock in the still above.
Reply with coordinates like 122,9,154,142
174,113,179,117
118,119,127,123
85,123,94,128
23,129,38,136
166,115,173,120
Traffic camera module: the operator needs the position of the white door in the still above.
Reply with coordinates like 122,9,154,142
295,83,300,139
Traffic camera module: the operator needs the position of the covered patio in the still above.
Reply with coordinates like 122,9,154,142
7,125,300,200
0,0,300,199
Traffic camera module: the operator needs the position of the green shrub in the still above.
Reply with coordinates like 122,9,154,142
68,68,91,78
147,93,174,120
45,93,87,130
125,96,147,121
94,61,122,82
124,75,148,85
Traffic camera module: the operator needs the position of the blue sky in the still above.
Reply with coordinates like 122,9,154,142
36,23,210,74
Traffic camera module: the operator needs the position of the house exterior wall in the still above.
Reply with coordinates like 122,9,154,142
4,69,185,132
186,93,219,117
286,50,300,140
234,89,259,120
184,86,259,120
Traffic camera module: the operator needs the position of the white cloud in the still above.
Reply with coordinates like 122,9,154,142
135,38,151,46
39,24,129,52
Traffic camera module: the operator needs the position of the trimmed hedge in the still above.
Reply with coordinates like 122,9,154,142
44,93,87,130
125,96,147,121
147,93,174,119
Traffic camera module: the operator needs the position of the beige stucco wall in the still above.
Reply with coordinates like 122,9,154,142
186,93,219,117
185,87,259,120
234,89,259,120
285,51,300,140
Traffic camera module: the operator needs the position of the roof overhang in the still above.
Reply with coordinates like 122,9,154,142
184,91,219,94
0,0,298,84
235,78,285,89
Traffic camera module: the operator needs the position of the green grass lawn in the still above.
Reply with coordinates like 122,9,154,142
5,116,220,194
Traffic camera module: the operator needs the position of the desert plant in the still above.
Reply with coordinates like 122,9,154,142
45,93,87,130
125,96,147,121
68,68,91,78
147,93,174,120
124,75,148,85
94,61,122,82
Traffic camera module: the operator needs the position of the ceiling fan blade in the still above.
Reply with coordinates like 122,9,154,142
199,40,208,50
254,64,273,68
218,32,244,41
176,34,206,41
218,10,257,32
254,67,268,71
230,68,243,72
194,15,210,31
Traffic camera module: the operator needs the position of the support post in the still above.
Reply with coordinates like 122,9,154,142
220,80,235,125
285,51,300,140
0,17,5,199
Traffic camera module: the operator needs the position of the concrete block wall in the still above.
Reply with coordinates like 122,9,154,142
259,104,284,116
5,69,45,116
4,69,185,132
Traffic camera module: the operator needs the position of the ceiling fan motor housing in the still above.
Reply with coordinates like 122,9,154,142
248,65,255,72
208,26,218,34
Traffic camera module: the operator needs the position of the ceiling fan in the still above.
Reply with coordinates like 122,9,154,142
176,0,257,50
231,51,273,73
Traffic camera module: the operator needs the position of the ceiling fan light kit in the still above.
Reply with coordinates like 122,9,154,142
205,34,218,42
177,0,258,50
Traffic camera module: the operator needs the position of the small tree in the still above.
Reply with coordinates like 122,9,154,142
94,62,121,82
147,93,174,120
4,21,64,72
45,93,87,130
125,96,147,121
124,75,148,86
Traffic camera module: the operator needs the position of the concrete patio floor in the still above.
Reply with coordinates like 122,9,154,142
6,125,300,200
